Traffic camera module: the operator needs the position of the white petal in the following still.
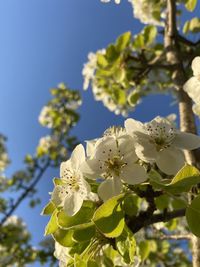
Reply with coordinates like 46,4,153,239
121,163,147,185
80,159,103,179
135,140,158,163
125,118,144,136
63,193,83,216
173,132,200,150
192,56,200,77
86,139,98,157
117,135,138,162
60,160,72,178
156,148,185,175
51,185,70,206
98,178,122,202
94,136,117,160
193,104,200,116
70,144,85,169
183,77,200,102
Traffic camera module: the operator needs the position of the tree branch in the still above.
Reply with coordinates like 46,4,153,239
0,160,50,227
127,208,186,234
164,1,200,266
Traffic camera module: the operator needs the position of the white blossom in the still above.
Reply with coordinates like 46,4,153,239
100,0,121,4
183,56,200,117
38,106,53,128
82,52,98,90
128,0,165,26
125,116,200,174
54,242,72,267
51,144,91,216
81,135,147,201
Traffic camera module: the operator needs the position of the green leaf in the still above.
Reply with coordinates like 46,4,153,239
128,91,140,107
53,177,63,186
116,226,136,264
183,17,200,34
45,210,58,236
112,87,126,105
97,54,108,68
75,254,87,267
92,194,125,238
73,223,96,242
114,68,126,83
155,195,170,210
41,201,56,216
106,45,120,62
116,32,131,52
139,240,151,261
166,164,200,194
57,201,95,230
185,0,197,11
186,194,200,237
87,260,99,267
123,194,138,216
143,25,157,45
53,228,75,247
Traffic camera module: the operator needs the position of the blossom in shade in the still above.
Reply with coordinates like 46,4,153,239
183,56,200,117
125,116,200,174
51,144,91,216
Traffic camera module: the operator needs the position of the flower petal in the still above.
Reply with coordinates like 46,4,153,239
94,136,118,160
63,193,83,216
70,144,85,169
118,135,138,162
192,56,200,77
156,148,185,175
98,178,122,202
121,163,147,185
135,139,158,163
124,118,144,135
173,132,200,150
80,158,103,179
51,185,70,206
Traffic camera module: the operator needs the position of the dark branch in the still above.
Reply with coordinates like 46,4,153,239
0,160,50,227
128,208,186,234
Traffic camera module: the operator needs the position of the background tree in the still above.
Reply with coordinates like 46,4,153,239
1,0,200,266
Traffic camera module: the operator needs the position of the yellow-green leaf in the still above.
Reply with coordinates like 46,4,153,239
92,194,125,238
186,194,200,237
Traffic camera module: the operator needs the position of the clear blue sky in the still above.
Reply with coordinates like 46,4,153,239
0,0,198,266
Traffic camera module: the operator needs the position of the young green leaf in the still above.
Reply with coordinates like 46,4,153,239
186,194,200,237
41,201,56,216
92,194,125,238
57,201,95,230
44,210,58,236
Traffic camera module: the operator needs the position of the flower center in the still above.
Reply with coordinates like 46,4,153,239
146,123,175,151
104,156,127,177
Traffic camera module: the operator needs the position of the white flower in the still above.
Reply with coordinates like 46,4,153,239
54,242,72,267
81,135,147,201
82,52,98,90
125,116,200,174
100,0,120,4
38,106,53,128
51,144,91,216
129,0,165,26
183,57,200,117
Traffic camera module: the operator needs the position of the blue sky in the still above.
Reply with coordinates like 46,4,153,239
0,0,198,266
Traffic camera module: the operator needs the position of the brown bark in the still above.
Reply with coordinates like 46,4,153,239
164,0,200,266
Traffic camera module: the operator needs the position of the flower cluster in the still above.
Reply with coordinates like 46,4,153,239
0,135,10,174
50,115,200,216
183,56,200,117
45,115,200,266
100,0,165,26
128,0,165,26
